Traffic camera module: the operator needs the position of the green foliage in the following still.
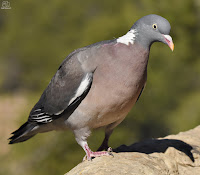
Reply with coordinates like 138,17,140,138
0,0,200,174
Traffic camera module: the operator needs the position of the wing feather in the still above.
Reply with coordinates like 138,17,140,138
28,53,94,124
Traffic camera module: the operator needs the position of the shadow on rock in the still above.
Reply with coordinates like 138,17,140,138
113,139,194,162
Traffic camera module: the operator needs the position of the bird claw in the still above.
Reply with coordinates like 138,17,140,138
107,147,113,152
108,151,114,157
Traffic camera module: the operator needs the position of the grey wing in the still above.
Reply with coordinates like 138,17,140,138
28,54,94,124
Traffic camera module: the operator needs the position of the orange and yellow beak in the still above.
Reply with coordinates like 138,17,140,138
163,34,174,51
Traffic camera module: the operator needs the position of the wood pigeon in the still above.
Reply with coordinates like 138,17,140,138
9,14,174,160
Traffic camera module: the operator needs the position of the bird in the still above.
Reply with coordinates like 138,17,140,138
9,14,174,160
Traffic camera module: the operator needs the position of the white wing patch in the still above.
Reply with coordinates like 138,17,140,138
30,111,53,123
31,112,45,117
54,110,64,115
33,109,41,112
117,29,137,45
68,73,91,105
31,115,53,123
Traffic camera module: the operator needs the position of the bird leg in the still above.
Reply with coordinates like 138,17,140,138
97,119,124,151
97,129,112,151
74,128,113,161
82,142,113,161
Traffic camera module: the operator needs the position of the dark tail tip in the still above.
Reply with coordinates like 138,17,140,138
9,122,36,144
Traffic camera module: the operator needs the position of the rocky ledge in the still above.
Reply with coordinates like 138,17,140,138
66,126,200,175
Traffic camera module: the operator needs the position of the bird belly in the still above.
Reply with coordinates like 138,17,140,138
88,84,144,129
65,71,146,130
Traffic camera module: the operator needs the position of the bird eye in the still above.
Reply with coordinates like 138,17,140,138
152,24,157,30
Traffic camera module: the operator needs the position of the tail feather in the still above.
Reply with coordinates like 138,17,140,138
9,122,37,144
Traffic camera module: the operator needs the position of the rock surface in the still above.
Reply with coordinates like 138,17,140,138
66,126,200,175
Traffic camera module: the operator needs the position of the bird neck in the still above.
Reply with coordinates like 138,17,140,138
116,29,138,46
134,33,152,51
116,28,152,51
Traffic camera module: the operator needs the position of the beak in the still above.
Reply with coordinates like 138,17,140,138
163,35,174,51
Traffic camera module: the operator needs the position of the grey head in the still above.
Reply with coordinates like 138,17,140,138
131,14,174,51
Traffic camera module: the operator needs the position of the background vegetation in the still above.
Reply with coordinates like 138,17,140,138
0,0,200,174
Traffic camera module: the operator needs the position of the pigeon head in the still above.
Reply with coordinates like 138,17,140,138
131,14,174,51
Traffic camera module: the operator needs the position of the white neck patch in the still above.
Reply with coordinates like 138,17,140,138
117,29,137,46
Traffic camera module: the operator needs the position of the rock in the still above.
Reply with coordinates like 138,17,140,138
66,126,200,175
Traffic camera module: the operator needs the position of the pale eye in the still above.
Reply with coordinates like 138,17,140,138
152,24,157,30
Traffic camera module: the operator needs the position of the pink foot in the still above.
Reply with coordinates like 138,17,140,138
83,145,113,161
